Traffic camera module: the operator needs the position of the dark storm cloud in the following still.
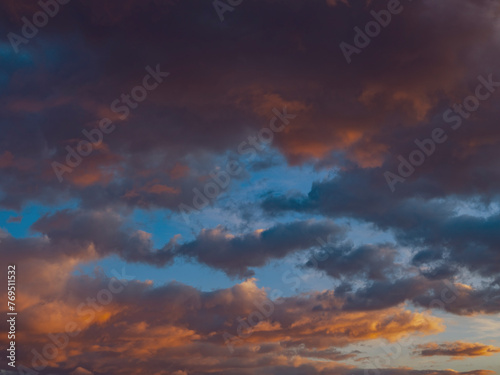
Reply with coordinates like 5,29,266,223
336,274,500,315
0,0,498,318
1,0,500,374
263,174,500,281
176,219,346,277
1,208,345,277
305,242,401,281
1,0,499,212
338,276,431,311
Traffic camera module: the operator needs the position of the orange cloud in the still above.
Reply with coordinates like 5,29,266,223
0,151,13,168
415,341,500,359
170,163,189,179
144,183,180,195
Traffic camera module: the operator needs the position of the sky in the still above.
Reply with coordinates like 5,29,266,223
1,0,500,374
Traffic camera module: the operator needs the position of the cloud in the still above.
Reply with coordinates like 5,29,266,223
176,220,346,277
2,272,448,375
0,0,499,212
0,209,176,265
6,215,22,223
334,274,500,315
262,170,500,298
1,0,500,373
305,242,401,281
414,342,500,359
1,209,346,278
